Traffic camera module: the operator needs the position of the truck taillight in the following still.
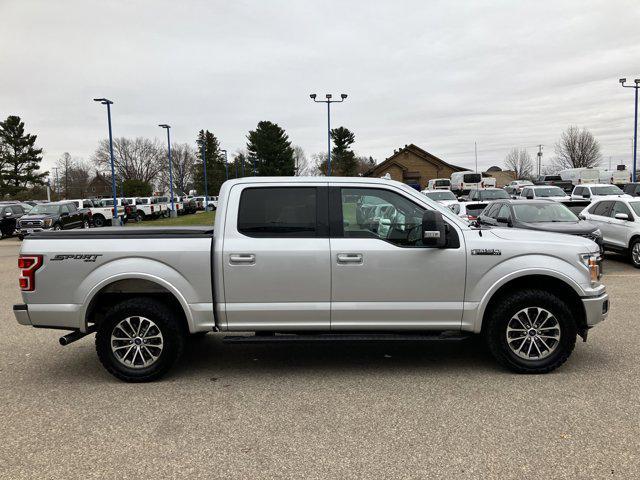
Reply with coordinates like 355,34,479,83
150,205,154,213
18,254,43,292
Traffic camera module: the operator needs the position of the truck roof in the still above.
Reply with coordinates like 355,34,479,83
221,176,411,187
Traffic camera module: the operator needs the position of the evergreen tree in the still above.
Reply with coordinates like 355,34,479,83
317,126,358,176
246,121,295,176
193,130,226,195
0,115,48,196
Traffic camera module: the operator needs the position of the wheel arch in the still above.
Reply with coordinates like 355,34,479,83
475,273,586,335
81,274,193,334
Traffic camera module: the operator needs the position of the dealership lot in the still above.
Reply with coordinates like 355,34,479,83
1,238,639,479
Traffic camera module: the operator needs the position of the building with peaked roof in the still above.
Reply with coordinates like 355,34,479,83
363,144,466,189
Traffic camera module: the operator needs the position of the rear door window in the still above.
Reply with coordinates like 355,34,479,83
238,187,318,238
588,201,612,217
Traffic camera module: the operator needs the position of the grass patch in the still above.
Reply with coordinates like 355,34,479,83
130,210,216,227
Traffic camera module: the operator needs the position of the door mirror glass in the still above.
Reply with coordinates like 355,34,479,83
5,211,12,216
615,213,629,220
421,210,446,248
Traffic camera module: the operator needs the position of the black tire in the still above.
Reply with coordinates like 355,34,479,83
53,223,62,231
95,297,186,382
484,289,577,374
629,238,640,268
137,211,145,222
93,215,106,228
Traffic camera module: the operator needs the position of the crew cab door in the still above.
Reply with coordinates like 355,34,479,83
329,186,466,330
222,184,331,331
583,201,614,244
607,201,635,248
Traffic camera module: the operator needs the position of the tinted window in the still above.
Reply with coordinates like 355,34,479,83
573,187,583,195
589,201,612,216
67,202,77,212
10,205,23,214
484,203,501,218
463,173,482,183
60,204,71,214
497,204,511,220
629,202,640,216
521,188,531,197
238,187,317,237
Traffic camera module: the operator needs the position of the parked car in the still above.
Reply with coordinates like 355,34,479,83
535,175,575,193
450,171,483,196
427,178,451,190
520,185,570,201
70,198,114,227
622,182,640,197
504,180,534,197
180,196,198,214
570,184,629,202
450,201,490,221
477,199,603,252
421,189,458,209
13,176,607,381
579,198,640,267
465,188,510,202
125,197,158,221
97,198,132,223
0,203,26,238
16,201,89,239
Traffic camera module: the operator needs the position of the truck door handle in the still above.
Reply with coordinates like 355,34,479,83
337,253,363,264
229,254,256,265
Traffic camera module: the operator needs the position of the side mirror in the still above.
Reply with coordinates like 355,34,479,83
615,213,629,220
5,211,12,216
497,216,512,227
582,192,591,199
578,214,586,220
380,218,391,226
421,210,447,248
526,195,534,200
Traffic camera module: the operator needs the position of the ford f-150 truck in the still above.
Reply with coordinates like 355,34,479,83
13,177,609,382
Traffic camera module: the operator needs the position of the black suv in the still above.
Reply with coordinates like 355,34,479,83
0,203,27,238
477,199,603,251
17,201,89,239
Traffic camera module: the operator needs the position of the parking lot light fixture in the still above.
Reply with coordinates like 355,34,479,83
159,124,177,218
309,92,348,176
93,98,120,225
620,77,640,182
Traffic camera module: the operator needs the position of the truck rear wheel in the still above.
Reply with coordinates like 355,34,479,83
484,289,577,374
93,215,106,228
95,298,186,382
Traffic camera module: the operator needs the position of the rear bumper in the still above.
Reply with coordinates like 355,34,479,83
13,304,31,325
582,292,609,327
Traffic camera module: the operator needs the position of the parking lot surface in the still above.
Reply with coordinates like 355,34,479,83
1,237,639,479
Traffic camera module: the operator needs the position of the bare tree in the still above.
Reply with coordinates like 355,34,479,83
92,137,165,184
55,152,91,198
156,143,196,194
504,148,534,179
553,126,601,169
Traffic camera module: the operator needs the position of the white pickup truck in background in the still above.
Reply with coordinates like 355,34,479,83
13,177,608,382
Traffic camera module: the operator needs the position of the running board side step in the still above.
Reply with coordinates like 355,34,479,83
222,332,471,344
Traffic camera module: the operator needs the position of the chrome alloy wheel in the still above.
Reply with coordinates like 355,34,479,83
506,307,561,360
632,242,640,265
110,316,164,369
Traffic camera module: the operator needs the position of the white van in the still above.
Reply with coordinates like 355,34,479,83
427,178,451,190
598,168,631,185
559,167,601,185
450,171,482,196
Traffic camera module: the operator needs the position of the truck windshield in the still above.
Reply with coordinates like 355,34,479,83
592,186,623,195
28,204,61,215
533,187,565,197
513,203,578,223
424,191,456,201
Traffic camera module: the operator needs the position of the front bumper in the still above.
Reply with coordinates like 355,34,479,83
17,226,52,236
582,292,609,327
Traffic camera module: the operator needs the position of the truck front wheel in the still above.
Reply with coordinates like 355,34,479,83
484,289,577,374
95,298,186,382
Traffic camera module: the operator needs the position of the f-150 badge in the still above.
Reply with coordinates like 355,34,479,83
471,249,501,256
51,254,103,263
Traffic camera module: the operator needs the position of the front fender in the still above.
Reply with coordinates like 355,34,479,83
463,254,589,333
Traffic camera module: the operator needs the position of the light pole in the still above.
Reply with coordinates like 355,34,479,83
201,143,209,211
93,98,120,225
220,149,228,179
159,124,177,217
620,78,640,182
309,93,348,176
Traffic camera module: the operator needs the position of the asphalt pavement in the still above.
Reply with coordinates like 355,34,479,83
1,237,639,479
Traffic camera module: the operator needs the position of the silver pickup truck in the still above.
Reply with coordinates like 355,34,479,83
13,177,608,382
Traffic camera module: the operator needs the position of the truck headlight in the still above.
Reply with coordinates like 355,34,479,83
44,218,53,228
579,253,601,284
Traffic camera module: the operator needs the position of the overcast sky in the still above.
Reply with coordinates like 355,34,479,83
1,0,639,176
